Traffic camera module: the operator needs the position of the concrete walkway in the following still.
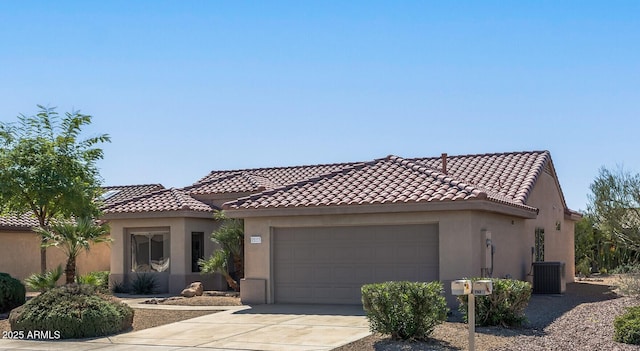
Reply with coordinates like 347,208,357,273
0,304,370,351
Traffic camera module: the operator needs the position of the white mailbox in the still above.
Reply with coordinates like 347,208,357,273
451,279,472,296
473,280,493,296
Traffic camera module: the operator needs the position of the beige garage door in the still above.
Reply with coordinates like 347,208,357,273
273,224,439,304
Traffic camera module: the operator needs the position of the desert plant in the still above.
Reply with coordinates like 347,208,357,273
130,274,158,295
0,272,26,313
361,281,448,341
576,257,592,278
614,306,640,344
76,271,110,291
24,265,63,292
458,278,532,327
111,280,129,294
199,210,244,291
9,284,133,339
617,273,640,298
35,217,111,284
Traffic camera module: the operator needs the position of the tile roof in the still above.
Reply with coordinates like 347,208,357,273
100,184,165,206
0,213,39,230
102,188,214,214
191,162,359,194
223,155,539,212
0,184,166,229
411,151,550,205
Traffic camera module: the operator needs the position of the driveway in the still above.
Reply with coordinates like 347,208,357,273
0,304,370,351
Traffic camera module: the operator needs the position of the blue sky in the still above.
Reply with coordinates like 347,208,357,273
1,1,638,212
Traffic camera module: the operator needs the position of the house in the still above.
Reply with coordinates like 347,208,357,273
2,150,580,305
0,184,163,282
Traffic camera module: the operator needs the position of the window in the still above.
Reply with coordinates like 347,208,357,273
131,231,170,272
191,232,204,272
535,228,545,262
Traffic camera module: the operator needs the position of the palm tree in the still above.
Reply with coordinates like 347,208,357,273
199,211,244,291
34,217,111,284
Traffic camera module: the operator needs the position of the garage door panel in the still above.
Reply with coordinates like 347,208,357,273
274,224,439,304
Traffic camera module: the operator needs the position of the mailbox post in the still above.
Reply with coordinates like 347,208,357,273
452,279,493,351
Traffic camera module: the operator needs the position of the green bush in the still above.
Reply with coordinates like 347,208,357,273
131,274,158,295
458,278,531,327
614,306,640,344
24,265,63,292
576,258,592,278
76,271,110,291
9,284,133,339
0,272,26,313
361,281,448,341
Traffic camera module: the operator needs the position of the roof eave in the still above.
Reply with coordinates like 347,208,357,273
224,199,538,219
101,210,214,220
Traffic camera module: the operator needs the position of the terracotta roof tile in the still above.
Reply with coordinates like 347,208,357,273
100,184,165,206
0,213,39,229
411,151,549,205
223,156,537,210
102,188,214,214
191,162,359,193
1,184,166,229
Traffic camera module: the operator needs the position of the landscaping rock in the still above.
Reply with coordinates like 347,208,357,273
181,282,204,297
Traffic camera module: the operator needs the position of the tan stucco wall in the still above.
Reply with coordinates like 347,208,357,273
107,216,225,294
0,231,110,284
242,210,529,304
526,170,576,282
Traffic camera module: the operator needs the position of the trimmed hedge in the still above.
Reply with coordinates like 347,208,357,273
0,272,26,313
9,284,133,339
361,281,448,341
458,278,531,327
614,306,640,344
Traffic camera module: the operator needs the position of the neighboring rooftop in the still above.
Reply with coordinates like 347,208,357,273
102,188,214,215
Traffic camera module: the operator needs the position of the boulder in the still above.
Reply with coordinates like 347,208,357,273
180,282,204,297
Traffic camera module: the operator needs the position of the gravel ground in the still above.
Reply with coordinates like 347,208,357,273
334,279,640,351
142,295,242,306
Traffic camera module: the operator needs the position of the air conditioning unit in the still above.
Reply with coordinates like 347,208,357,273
532,261,566,294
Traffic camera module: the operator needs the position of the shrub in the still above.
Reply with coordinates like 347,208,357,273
614,306,640,344
24,265,63,292
131,274,158,295
9,284,133,339
612,264,640,274
458,278,531,327
576,258,592,278
617,274,640,299
0,272,26,313
76,271,110,291
111,280,129,294
361,281,448,341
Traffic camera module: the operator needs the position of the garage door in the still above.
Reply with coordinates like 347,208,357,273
273,224,439,304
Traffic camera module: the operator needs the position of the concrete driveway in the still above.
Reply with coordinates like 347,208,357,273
0,304,371,351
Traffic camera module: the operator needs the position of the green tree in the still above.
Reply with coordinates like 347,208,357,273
588,166,640,265
0,105,110,272
34,217,111,284
199,211,244,291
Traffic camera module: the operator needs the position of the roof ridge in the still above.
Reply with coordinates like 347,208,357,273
101,187,173,210
386,155,489,199
102,183,164,189
226,162,368,207
413,150,549,161
195,161,362,184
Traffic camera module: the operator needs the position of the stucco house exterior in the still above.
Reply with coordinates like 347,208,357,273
2,150,580,305
0,184,162,282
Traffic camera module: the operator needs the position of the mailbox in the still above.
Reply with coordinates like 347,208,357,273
451,279,472,295
473,280,493,296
